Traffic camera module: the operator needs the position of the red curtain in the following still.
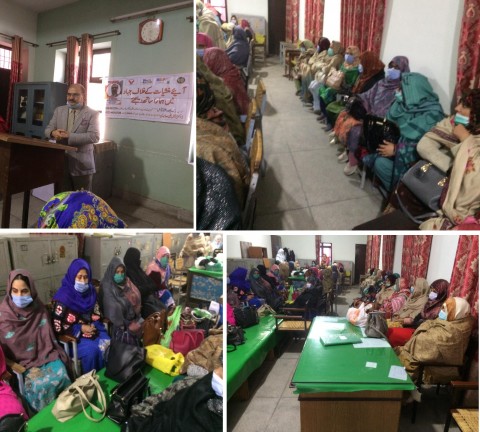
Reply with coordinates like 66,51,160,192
340,0,386,54
401,236,432,287
305,0,325,43
77,33,93,103
285,0,300,43
315,235,321,264
365,235,380,272
456,0,480,97
5,36,23,131
382,235,396,273
66,36,79,86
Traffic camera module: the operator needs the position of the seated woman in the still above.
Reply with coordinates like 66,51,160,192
0,270,71,412
145,246,176,311
395,297,473,383
220,23,234,48
300,37,330,102
99,256,144,342
387,279,449,347
389,277,429,323
196,32,214,57
240,19,255,43
225,26,250,68
249,267,283,311
376,276,410,317
37,190,126,228
196,0,225,49
52,259,110,374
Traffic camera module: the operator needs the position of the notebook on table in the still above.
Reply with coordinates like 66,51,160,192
320,332,362,346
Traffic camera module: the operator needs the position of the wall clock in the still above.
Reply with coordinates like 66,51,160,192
138,18,163,44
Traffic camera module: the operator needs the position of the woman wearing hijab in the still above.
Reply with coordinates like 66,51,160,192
52,259,110,374
225,26,250,68
0,270,71,411
391,278,430,322
395,297,473,383
146,246,176,310
220,22,235,48
196,0,225,49
196,32,214,58
203,47,250,115
99,256,143,340
300,37,331,101
248,268,283,311
240,19,254,42
387,279,449,347
377,276,411,317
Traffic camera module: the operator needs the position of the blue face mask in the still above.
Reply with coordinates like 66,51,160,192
428,291,438,301
114,273,125,284
438,310,447,320
386,68,401,81
358,64,364,74
67,102,83,110
11,294,33,309
454,113,470,126
160,256,169,267
327,48,334,57
196,49,205,57
253,273,260,280
395,91,403,103
410,287,415,294
74,281,89,293
344,54,354,64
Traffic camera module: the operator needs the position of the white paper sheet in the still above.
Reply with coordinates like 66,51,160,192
388,365,408,381
366,361,377,368
353,338,391,348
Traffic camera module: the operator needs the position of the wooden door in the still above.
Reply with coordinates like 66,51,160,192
354,244,367,285
0,68,10,120
271,235,282,260
268,0,286,56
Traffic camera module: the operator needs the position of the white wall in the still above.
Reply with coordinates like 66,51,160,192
226,234,273,258
280,235,315,261
226,0,268,21
427,235,459,283
299,0,306,40
392,235,404,275
323,0,341,42
322,235,367,262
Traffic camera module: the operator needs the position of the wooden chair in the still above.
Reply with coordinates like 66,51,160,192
242,128,263,228
4,356,26,396
444,381,478,432
255,78,267,116
243,98,258,152
252,34,266,64
274,307,311,338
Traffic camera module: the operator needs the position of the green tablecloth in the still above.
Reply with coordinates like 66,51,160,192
188,266,223,280
292,316,415,394
27,365,174,431
227,315,282,400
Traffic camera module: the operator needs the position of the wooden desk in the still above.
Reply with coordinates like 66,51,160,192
292,316,415,432
285,49,301,80
0,133,75,228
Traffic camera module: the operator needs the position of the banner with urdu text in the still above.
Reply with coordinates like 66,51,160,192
104,73,192,124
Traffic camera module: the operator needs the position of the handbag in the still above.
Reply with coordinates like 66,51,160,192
143,311,167,347
396,160,448,224
52,370,106,423
145,344,184,376
227,325,245,352
326,69,345,90
0,414,26,432
105,340,146,383
363,115,401,153
169,329,205,357
106,370,150,424
113,327,140,346
233,305,259,328
365,311,388,338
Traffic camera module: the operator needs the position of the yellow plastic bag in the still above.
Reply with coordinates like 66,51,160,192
255,34,265,44
145,344,184,376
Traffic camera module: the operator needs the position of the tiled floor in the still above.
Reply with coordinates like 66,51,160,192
252,58,384,230
227,286,461,432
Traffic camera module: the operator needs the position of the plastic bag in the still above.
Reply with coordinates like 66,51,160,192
145,344,184,376
346,302,369,327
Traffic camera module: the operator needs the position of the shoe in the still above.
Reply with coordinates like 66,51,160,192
344,163,359,175
313,109,322,115
329,138,337,145
337,151,348,162
316,114,325,121
304,102,313,107
323,124,333,132
328,131,336,138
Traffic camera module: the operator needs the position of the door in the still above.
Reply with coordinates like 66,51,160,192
268,0,286,56
0,68,10,120
271,235,282,260
354,244,367,285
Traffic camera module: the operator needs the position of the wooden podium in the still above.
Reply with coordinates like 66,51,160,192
0,133,76,228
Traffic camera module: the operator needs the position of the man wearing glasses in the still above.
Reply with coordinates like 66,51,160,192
45,83,99,191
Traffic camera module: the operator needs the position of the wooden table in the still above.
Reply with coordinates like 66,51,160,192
0,133,75,228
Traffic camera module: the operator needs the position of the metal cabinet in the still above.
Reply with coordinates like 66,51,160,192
8,236,78,303
0,238,12,300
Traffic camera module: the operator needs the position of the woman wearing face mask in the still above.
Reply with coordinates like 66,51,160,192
376,276,411,318
146,246,176,310
99,256,144,341
394,297,473,383
387,279,449,347
225,26,250,68
390,278,430,323
52,258,110,374
0,270,71,411
248,268,283,311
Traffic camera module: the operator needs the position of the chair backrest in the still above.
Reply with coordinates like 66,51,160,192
250,128,263,174
244,98,258,151
255,79,267,115
242,128,263,228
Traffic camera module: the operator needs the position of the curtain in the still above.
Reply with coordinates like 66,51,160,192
66,36,79,86
401,236,432,286
304,0,325,44
382,235,396,273
5,36,23,131
340,0,386,54
365,235,380,272
315,235,321,264
285,0,300,43
456,0,480,97
77,33,93,103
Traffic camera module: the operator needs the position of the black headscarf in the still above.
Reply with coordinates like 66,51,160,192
123,248,157,299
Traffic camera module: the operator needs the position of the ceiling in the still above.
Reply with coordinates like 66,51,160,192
11,0,79,13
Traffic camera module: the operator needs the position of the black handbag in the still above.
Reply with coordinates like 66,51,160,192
105,340,146,383
0,414,26,432
227,325,245,352
363,115,401,153
233,305,259,328
345,95,367,121
365,311,388,338
107,370,150,424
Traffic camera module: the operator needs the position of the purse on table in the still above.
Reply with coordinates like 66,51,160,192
105,340,146,383
363,115,401,153
52,369,106,423
364,311,388,338
227,325,245,352
233,305,259,328
143,310,167,347
169,329,205,357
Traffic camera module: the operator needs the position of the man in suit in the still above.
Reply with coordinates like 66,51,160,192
45,83,99,191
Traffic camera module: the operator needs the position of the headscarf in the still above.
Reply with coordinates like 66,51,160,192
229,267,251,292
257,265,276,289
342,45,361,69
196,32,214,48
444,297,471,321
196,1,225,49
299,39,315,50
203,47,250,115
37,190,126,228
394,278,430,319
220,23,235,48
248,267,270,299
465,88,480,135
196,70,216,117
352,51,385,94
123,247,157,298
387,72,445,142
225,26,250,67
317,37,330,53
146,246,171,285
53,258,97,314
421,279,449,320
0,270,69,369
267,264,280,282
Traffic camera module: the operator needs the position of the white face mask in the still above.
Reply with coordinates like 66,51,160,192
428,292,438,301
211,371,223,397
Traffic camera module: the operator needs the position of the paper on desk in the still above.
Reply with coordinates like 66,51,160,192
353,338,391,348
322,322,346,331
388,365,408,381
366,362,377,368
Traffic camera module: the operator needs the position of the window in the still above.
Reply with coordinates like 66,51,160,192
318,243,333,267
90,49,111,84
0,46,11,70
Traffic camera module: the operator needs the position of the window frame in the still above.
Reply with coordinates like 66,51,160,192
0,44,12,70
89,48,111,84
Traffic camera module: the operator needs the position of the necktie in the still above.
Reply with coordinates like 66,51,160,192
67,109,76,132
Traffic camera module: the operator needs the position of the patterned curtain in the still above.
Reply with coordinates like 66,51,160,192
77,33,93,103
401,235,432,286
340,0,386,54
66,36,79,86
365,235,380,272
315,235,321,264
285,0,300,43
456,0,480,97
5,35,23,131
382,235,396,273
304,0,325,44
